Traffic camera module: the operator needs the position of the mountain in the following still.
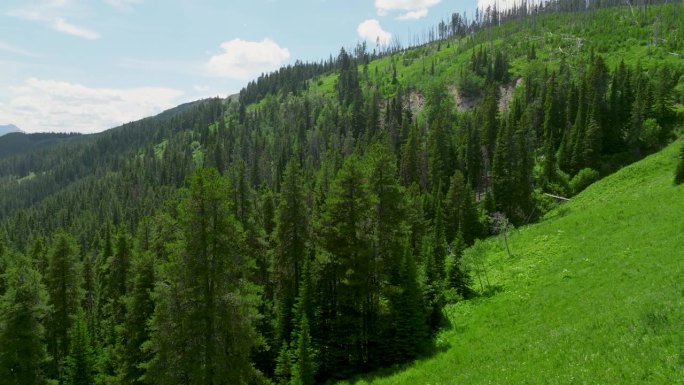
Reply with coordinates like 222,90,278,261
0,132,82,161
343,139,684,385
0,2,681,385
0,124,21,137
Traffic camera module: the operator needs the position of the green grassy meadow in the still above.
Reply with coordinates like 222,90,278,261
343,141,684,384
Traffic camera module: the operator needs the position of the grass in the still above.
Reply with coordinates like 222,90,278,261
342,140,684,384
306,4,684,108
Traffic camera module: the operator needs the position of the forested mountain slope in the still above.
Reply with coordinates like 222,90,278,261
343,138,684,385
0,2,682,385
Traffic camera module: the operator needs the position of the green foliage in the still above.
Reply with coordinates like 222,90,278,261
45,231,82,379
145,168,260,384
675,142,684,185
0,3,682,385
343,120,684,385
0,255,50,385
63,309,96,385
569,167,600,195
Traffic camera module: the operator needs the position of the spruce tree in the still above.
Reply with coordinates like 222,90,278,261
145,168,260,385
118,248,156,385
45,231,83,379
315,154,374,377
290,260,315,385
0,255,50,385
273,158,309,347
63,308,96,385
675,143,684,185
400,122,421,187
388,243,427,363
444,170,466,244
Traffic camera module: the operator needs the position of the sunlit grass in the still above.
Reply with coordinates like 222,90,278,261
343,141,684,384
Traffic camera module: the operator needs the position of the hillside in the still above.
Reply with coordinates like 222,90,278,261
0,132,82,161
344,139,684,385
0,2,682,385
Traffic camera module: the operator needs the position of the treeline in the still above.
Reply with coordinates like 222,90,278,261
0,3,682,385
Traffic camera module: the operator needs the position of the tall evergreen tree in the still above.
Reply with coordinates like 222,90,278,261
145,168,261,385
0,255,50,385
118,227,156,385
315,154,374,378
63,308,96,385
273,158,309,347
45,231,82,380
675,143,684,185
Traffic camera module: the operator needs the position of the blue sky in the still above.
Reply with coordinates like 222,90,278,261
0,0,503,133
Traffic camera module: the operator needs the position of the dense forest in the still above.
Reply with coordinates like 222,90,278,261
0,1,683,384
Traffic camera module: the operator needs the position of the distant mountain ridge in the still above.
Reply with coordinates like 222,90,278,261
0,132,82,160
0,124,22,137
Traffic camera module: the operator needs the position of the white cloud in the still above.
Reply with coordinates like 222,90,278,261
206,38,290,80
375,0,441,20
51,18,100,39
0,78,184,133
0,41,40,57
7,1,101,40
357,19,392,45
397,9,427,20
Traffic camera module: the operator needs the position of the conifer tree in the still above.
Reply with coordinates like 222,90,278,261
444,170,466,244
315,154,374,377
367,144,406,286
445,231,469,298
459,182,481,246
675,143,684,185
290,259,315,385
428,118,453,193
400,122,421,187
0,255,50,385
45,231,83,379
63,308,96,385
273,158,309,346
388,242,427,363
145,168,260,385
118,238,156,385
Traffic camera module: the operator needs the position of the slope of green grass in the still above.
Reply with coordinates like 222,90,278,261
309,4,684,106
343,141,684,384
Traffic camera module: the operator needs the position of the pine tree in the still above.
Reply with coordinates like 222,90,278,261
367,144,406,290
675,143,684,185
459,183,481,246
273,158,309,347
583,117,602,170
290,258,315,385
400,122,421,187
444,170,466,244
291,314,315,385
118,247,156,385
428,117,453,193
388,243,427,363
445,232,470,298
0,255,50,385
492,119,514,214
145,168,260,385
315,154,374,377
63,309,96,385
45,231,83,379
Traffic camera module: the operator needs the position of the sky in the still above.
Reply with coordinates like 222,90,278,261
0,0,506,134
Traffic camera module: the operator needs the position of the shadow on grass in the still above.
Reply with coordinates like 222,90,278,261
340,307,460,385
343,337,453,385
339,285,506,385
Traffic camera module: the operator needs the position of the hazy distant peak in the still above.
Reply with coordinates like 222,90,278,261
0,124,22,137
